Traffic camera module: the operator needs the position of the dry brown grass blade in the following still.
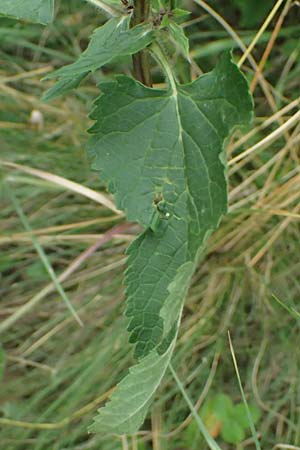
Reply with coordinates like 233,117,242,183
0,223,131,335
0,387,115,430
0,159,121,213
238,0,286,67
229,110,300,167
250,0,293,92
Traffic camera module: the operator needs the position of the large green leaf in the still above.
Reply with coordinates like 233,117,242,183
43,16,154,101
88,53,252,434
88,53,252,359
0,0,54,24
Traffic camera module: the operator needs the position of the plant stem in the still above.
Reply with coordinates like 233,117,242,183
132,0,152,86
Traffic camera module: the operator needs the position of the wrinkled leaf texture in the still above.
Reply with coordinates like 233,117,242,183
88,52,253,433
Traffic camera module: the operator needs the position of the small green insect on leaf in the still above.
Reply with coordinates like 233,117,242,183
43,16,155,100
88,52,253,434
0,0,54,24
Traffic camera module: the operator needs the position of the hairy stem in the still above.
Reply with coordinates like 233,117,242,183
132,0,152,86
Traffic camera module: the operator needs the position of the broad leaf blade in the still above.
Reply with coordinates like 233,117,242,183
88,53,253,433
43,16,154,99
88,53,253,359
0,0,54,24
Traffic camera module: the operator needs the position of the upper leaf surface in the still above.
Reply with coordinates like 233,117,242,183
88,53,253,358
0,0,54,24
43,16,154,100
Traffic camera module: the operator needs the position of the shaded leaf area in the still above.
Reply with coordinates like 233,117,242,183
0,0,54,24
88,53,253,433
43,16,154,101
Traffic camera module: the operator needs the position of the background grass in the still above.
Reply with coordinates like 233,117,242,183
1,0,300,448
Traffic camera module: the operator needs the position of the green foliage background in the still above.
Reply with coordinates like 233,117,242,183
1,0,300,449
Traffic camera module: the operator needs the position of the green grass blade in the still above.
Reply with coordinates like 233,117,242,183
169,363,223,450
5,183,83,327
272,294,300,321
228,332,261,450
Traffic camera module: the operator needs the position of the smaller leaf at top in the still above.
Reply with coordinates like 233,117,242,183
43,16,155,101
168,21,190,61
172,8,191,19
0,0,54,24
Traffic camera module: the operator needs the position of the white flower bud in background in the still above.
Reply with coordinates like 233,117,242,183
29,109,44,131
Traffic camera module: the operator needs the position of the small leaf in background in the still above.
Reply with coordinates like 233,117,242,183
26,261,48,280
43,16,154,100
209,393,234,420
234,403,261,429
0,0,54,24
168,21,190,60
221,420,245,444
192,394,261,445
199,393,232,438
0,345,5,381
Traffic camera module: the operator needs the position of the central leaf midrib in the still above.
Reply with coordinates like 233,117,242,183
171,88,201,249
